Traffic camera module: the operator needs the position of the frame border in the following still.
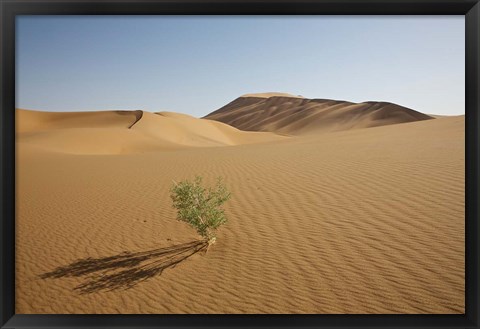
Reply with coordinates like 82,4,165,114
1,1,478,328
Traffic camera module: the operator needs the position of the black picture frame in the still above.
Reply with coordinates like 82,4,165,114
1,1,478,328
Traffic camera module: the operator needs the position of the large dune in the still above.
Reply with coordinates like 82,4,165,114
16,109,285,154
204,94,434,135
240,92,305,99
16,101,464,314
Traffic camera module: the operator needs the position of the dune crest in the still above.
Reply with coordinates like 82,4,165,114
204,96,434,135
16,109,143,133
240,92,304,99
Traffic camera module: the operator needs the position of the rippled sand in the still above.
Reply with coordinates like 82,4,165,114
16,108,464,314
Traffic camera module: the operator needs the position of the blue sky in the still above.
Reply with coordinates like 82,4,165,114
16,16,464,117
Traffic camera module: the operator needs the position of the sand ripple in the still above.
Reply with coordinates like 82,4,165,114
16,115,464,314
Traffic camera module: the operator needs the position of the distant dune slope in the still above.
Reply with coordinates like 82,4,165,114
204,94,434,135
16,109,143,133
16,109,285,155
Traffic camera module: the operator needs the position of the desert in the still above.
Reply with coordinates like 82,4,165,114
15,93,464,314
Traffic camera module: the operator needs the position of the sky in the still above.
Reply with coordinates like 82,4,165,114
16,16,465,117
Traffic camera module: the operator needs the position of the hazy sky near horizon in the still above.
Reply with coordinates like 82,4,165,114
16,16,464,117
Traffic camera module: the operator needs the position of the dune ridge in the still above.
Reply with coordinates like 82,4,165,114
204,95,434,135
16,109,144,133
240,92,305,99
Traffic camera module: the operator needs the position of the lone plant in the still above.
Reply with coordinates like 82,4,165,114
170,176,231,247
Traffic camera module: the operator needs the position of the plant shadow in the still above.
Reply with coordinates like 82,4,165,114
40,240,208,294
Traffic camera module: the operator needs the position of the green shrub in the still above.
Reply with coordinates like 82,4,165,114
170,176,231,246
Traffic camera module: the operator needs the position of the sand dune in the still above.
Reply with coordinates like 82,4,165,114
16,106,464,314
240,92,305,99
204,95,434,135
16,109,285,154
16,109,143,133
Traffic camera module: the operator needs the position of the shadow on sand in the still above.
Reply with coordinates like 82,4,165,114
40,240,208,294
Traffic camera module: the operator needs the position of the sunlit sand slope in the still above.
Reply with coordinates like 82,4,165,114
16,109,285,154
16,114,464,314
204,95,434,135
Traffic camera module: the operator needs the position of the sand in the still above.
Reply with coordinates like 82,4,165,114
239,92,305,99
16,109,285,154
15,106,464,314
204,95,434,136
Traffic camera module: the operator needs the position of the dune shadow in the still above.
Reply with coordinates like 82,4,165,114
40,240,208,294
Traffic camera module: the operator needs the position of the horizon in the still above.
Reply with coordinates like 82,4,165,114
16,16,465,116
15,93,465,118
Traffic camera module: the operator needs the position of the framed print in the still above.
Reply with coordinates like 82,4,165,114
1,0,479,328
